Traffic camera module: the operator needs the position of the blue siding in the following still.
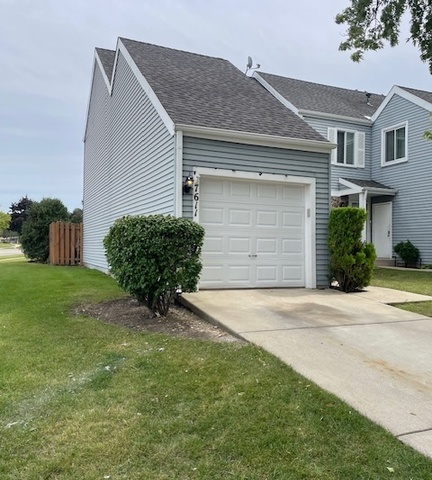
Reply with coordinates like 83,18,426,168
182,137,330,287
372,94,432,263
83,52,175,271
303,115,372,191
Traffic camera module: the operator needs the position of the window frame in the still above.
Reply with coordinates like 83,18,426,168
335,128,358,168
381,122,408,167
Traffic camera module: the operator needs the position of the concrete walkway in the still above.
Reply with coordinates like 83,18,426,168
181,286,432,458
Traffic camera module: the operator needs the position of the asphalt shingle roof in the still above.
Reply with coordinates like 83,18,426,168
96,48,116,80
399,86,432,105
258,72,385,120
106,38,326,142
343,178,393,190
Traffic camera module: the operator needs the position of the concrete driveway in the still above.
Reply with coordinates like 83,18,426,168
181,286,432,458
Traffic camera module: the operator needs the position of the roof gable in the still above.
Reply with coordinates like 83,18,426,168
371,85,432,121
255,72,385,120
95,48,115,82
117,38,326,143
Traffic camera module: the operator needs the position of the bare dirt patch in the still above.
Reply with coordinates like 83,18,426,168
73,297,240,343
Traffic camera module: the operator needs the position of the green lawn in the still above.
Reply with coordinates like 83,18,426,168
372,267,432,317
0,242,18,249
1,262,431,479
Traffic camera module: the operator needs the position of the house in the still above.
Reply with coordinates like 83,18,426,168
83,38,335,289
254,73,432,264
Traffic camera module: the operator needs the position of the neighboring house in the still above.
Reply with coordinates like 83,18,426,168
255,73,432,264
83,38,335,289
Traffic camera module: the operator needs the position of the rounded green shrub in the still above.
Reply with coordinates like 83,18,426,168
104,215,205,316
328,207,376,292
394,240,420,267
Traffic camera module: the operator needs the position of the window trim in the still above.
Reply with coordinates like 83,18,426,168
335,127,358,168
328,126,366,169
381,122,408,167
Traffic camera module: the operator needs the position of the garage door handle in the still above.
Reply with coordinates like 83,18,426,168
248,254,257,257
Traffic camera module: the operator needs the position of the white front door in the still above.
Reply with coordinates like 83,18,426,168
372,202,392,258
198,177,306,289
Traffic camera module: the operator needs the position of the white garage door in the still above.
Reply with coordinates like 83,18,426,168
199,177,306,289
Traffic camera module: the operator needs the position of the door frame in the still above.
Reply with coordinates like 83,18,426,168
192,167,317,288
372,201,393,258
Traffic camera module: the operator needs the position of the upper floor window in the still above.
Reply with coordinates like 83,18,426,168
327,127,365,168
382,122,407,166
337,130,355,165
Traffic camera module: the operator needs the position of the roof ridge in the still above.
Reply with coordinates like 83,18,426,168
259,71,384,97
119,37,228,63
398,85,432,95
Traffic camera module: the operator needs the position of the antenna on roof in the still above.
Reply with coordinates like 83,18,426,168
245,56,260,75
365,92,372,106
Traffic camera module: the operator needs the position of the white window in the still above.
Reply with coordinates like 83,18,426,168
328,128,365,168
381,122,407,166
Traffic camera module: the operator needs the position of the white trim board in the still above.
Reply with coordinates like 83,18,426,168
116,39,175,136
253,72,300,116
178,124,335,154
193,167,317,288
372,86,432,121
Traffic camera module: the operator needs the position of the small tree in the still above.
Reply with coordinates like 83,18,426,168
21,198,69,262
9,195,34,235
0,212,10,234
70,208,83,223
104,215,205,316
394,240,420,267
328,207,376,292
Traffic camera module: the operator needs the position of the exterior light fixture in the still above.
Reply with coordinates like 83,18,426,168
183,175,194,194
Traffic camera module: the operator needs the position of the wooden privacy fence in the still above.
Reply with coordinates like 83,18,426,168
49,222,83,266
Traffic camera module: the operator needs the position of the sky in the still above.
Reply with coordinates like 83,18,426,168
1,0,431,213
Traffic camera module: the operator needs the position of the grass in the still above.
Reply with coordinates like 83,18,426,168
1,262,431,479
372,267,432,317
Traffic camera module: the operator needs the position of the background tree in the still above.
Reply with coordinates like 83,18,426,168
70,207,83,223
21,198,69,262
336,1,432,73
9,195,34,235
0,212,11,234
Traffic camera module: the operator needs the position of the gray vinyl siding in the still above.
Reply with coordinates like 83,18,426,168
83,52,175,271
372,94,432,263
303,115,372,191
182,137,330,287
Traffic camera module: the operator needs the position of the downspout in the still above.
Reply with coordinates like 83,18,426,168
174,130,183,217
359,189,368,242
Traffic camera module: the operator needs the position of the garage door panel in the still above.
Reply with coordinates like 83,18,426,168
256,238,278,254
228,265,251,282
228,237,251,253
200,265,225,284
229,209,252,226
204,179,224,195
229,181,252,197
282,239,304,254
282,211,304,227
282,265,305,283
200,207,224,225
282,185,304,203
257,184,278,199
256,210,278,227
202,236,224,254
199,177,306,288
256,265,278,282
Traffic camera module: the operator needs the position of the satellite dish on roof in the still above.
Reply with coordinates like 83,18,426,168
245,56,260,75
